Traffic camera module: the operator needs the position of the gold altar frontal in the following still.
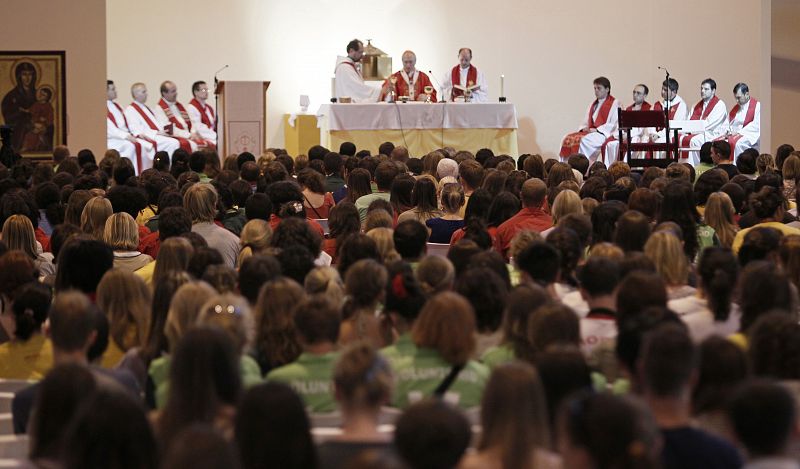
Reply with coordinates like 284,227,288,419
326,128,518,157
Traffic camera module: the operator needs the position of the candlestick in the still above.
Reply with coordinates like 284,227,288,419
331,76,336,101
500,74,504,97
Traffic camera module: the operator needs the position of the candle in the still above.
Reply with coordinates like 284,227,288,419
331,76,336,99
500,74,505,97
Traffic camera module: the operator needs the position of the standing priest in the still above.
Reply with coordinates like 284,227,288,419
334,39,382,103
379,51,437,102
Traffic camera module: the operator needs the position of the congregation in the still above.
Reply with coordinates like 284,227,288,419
1,133,800,469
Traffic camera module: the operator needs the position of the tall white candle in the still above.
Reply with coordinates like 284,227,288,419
500,74,505,97
331,76,336,99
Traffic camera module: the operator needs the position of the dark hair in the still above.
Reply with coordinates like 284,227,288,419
693,336,749,415
579,176,607,201
239,255,282,304
546,227,582,286
591,200,626,245
270,217,322,258
106,184,148,218
738,227,782,267
663,77,679,93
463,187,492,223
733,82,749,94
739,261,794,332
276,245,316,285
10,281,51,341
711,140,732,160
393,220,428,260
748,312,800,380
694,170,728,206
615,306,683,376
697,247,739,321
567,154,591,176
63,388,157,469
390,173,415,214
699,142,714,165
720,182,746,214
339,142,356,157
337,234,380,276
384,260,426,324
658,180,700,259
640,323,697,397
54,236,113,293
736,149,758,175
515,241,560,286
158,327,242,449
577,256,620,297
749,186,784,220
346,168,372,203
593,76,611,90
613,210,652,253
245,193,272,221
323,152,343,174
29,363,98,459
486,191,521,228
158,206,192,241
455,267,508,333
374,161,399,191
394,400,471,469
293,296,341,344
616,271,668,321
410,177,439,214
236,382,317,469
346,39,362,53
537,345,592,429
728,379,795,457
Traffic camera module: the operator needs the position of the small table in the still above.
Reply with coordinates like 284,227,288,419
316,102,518,156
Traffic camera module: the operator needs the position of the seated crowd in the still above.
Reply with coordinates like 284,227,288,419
1,139,800,469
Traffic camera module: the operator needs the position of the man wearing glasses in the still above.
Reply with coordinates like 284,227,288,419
188,81,217,149
604,84,652,164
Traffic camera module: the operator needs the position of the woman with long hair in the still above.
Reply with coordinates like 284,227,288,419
345,168,372,204
298,168,336,219
80,196,113,239
325,202,361,263
252,277,306,374
237,219,272,267
644,231,695,300
340,259,388,348
397,176,442,224
96,269,152,368
425,183,465,243
703,192,738,249
658,179,717,261
1,214,55,276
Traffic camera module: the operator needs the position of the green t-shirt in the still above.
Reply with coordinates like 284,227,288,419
480,343,515,369
266,352,339,413
149,354,263,409
382,338,489,409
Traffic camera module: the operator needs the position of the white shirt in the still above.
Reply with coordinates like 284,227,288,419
334,56,382,103
729,98,761,143
440,65,488,102
668,295,741,342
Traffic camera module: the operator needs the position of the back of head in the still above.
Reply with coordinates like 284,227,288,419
412,292,476,365
520,178,547,208
236,382,316,469
640,323,696,397
238,254,281,305
536,345,592,429
10,281,51,341
615,270,668,321
383,260,426,324
527,303,581,359
394,399,471,469
416,255,455,296
344,258,388,309
577,256,620,298
738,227,782,266
334,342,392,411
293,295,341,345
515,241,560,286
739,261,794,331
197,293,254,354
748,312,800,380
394,219,428,260
54,235,114,294
455,266,508,333
728,380,796,458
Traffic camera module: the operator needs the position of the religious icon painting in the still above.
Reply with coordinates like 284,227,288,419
0,51,66,160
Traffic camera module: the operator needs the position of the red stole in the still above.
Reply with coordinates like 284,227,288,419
588,96,615,128
450,65,477,100
131,102,160,131
384,71,438,102
189,98,215,130
653,100,680,119
157,98,192,131
690,95,720,121
108,102,144,171
728,98,758,127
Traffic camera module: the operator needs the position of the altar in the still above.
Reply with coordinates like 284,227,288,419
316,102,518,156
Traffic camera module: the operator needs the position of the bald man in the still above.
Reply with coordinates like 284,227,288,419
124,83,180,172
494,178,552,258
152,80,204,153
440,48,488,102
379,51,437,102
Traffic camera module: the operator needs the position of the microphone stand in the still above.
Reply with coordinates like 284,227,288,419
213,65,229,148
661,67,672,160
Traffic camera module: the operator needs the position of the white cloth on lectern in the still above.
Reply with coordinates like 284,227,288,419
440,66,489,103
728,99,761,158
334,56,382,103
124,102,180,159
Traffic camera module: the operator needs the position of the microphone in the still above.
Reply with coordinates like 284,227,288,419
214,64,229,84
428,70,445,102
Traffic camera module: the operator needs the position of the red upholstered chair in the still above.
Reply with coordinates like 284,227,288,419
617,109,680,168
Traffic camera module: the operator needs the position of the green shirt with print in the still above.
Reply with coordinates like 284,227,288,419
266,351,339,413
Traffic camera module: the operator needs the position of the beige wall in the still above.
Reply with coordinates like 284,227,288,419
100,0,765,158
0,0,107,156
772,0,799,150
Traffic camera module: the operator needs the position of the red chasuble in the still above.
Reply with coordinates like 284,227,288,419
559,96,616,158
380,71,438,102
450,65,477,101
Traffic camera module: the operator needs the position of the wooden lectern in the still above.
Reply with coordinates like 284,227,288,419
215,81,270,157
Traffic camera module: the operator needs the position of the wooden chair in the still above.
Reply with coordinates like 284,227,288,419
617,109,680,168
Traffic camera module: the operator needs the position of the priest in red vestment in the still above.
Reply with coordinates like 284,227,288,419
604,84,652,166
559,76,620,165
440,48,488,102
679,78,727,165
379,51,437,102
152,81,207,154
715,82,760,160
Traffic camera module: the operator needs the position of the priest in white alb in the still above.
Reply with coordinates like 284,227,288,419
152,81,202,154
106,80,154,174
679,78,727,165
559,76,620,165
721,82,760,159
334,39,382,103
440,48,488,102
124,83,180,169
650,78,689,143
379,50,437,102
187,80,217,148
604,83,652,165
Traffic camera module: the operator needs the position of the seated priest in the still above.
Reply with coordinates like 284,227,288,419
718,82,760,160
152,80,205,154
679,78,727,165
124,82,180,169
604,83,652,165
559,76,620,165
379,50,437,102
650,78,689,143
187,80,217,149
106,80,154,174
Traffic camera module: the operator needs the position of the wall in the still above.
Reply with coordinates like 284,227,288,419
106,0,771,158
0,0,107,155
772,0,800,150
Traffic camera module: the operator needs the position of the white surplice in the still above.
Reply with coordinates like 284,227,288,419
728,98,761,158
152,99,198,152
682,97,728,165
187,100,217,142
124,101,180,163
334,56,382,103
651,95,689,142
106,100,155,174
574,96,620,164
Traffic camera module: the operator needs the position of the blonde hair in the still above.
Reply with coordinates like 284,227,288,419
80,196,112,239
334,342,392,410
2,215,37,260
644,231,689,285
416,255,455,296
294,154,309,172
237,219,273,267
257,152,277,172
153,237,194,285
783,154,800,180
197,293,254,354
366,227,401,263
363,210,393,233
703,192,738,249
440,183,465,214
96,269,152,351
103,212,139,251
757,153,777,175
551,189,582,225
164,281,216,351
183,183,218,223
588,242,625,260
304,267,345,308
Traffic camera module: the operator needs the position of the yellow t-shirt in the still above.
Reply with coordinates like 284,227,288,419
134,260,156,287
731,221,800,253
0,334,53,380
136,206,157,227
